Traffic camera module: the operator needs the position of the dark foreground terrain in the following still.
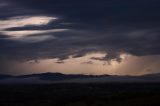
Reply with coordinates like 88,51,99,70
0,83,160,106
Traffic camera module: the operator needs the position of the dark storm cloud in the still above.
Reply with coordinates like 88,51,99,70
0,0,160,63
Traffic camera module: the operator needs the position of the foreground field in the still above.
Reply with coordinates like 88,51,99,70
0,83,160,106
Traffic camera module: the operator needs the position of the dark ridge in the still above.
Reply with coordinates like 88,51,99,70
0,74,12,80
14,72,102,81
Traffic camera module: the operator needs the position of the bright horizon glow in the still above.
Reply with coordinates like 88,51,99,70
6,53,160,76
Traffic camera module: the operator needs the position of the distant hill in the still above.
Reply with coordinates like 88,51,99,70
0,72,160,84
0,75,12,80
15,72,96,80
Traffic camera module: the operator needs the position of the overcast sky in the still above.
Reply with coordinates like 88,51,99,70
0,0,160,75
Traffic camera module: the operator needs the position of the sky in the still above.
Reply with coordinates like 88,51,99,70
0,0,160,75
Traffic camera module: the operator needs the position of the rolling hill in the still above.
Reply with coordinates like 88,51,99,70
0,72,160,84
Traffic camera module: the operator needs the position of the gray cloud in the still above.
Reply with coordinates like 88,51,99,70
0,0,160,64
81,61,94,65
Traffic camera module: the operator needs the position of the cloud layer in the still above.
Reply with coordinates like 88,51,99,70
0,0,160,67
